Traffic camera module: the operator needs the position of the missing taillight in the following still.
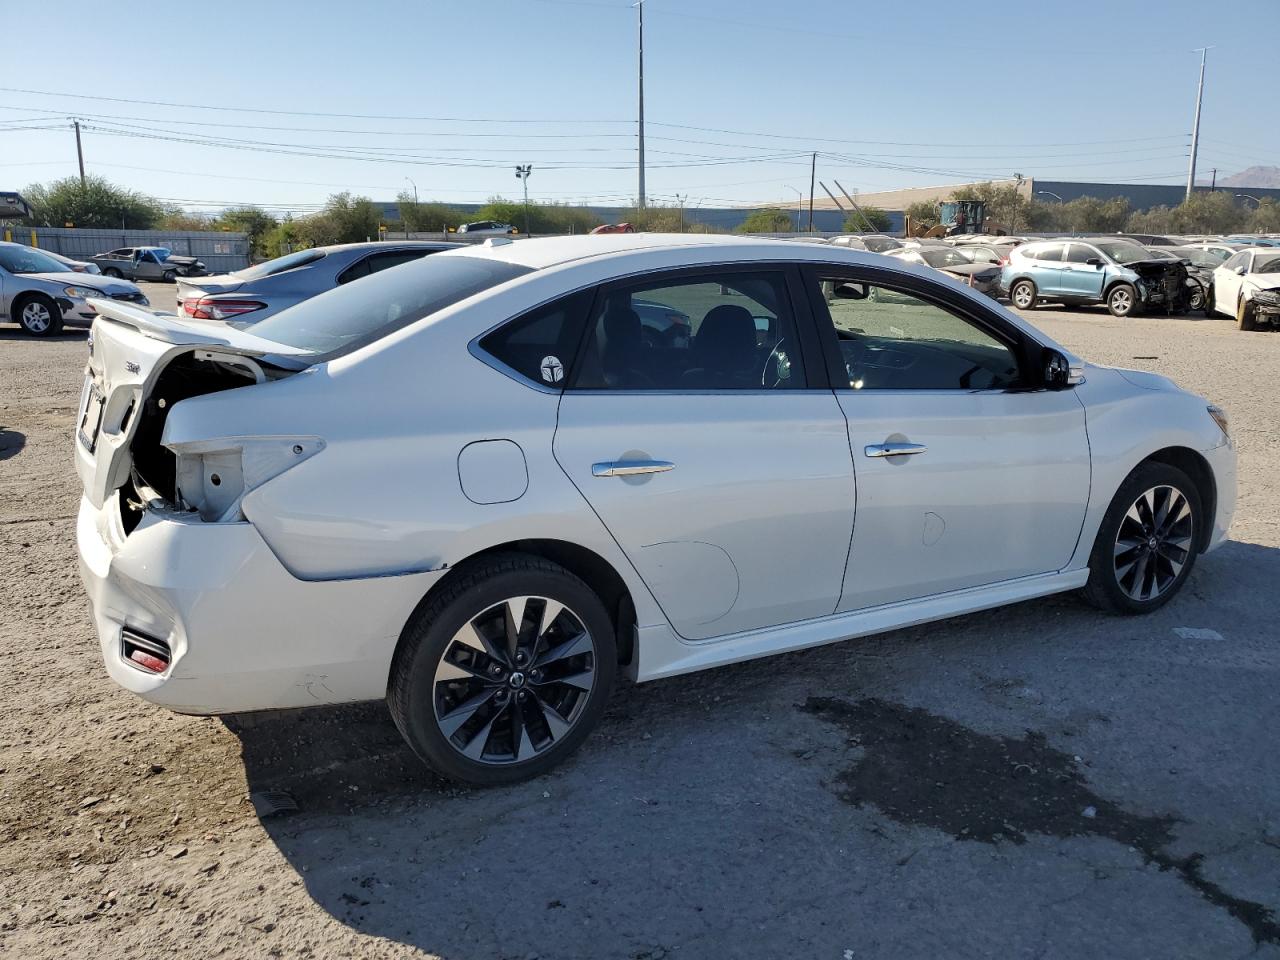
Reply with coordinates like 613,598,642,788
121,628,171,674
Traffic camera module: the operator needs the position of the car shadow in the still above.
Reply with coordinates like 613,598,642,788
0,428,25,461
0,324,89,341
228,539,1279,959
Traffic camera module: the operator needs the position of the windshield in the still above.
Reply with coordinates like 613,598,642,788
236,248,327,280
0,244,73,274
921,249,975,268
245,254,533,357
1255,253,1280,274
1092,241,1151,265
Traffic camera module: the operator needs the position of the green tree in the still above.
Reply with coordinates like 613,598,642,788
1051,196,1131,233
215,206,279,258
949,181,1035,232
903,199,939,230
1249,198,1280,233
1126,192,1248,235
395,192,468,232
156,207,212,231
260,216,303,259
23,175,163,229
474,197,601,235
297,192,383,246
735,207,795,233
842,206,891,232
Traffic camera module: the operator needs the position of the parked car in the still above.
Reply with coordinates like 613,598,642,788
1180,241,1249,263
45,251,101,274
1142,247,1211,312
74,234,1235,784
457,221,517,236
1209,247,1280,329
590,223,636,234
830,234,903,253
92,246,206,281
0,241,148,336
1003,238,1191,317
1224,236,1280,248
176,241,461,324
887,246,1001,295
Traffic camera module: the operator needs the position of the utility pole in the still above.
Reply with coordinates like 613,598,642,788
1210,168,1217,191
1186,47,1210,202
635,0,646,210
73,120,86,187
807,152,816,232
675,193,686,232
515,165,533,235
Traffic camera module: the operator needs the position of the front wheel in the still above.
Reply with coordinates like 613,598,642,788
388,554,617,785
1237,298,1258,331
161,269,177,283
1082,462,1202,615
1010,279,1037,310
102,268,123,279
1187,286,1205,313
1107,283,1138,318
15,295,63,336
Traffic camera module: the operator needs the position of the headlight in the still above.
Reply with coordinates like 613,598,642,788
63,285,101,298
1207,404,1230,439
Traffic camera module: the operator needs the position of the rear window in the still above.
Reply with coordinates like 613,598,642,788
246,254,532,358
236,248,327,280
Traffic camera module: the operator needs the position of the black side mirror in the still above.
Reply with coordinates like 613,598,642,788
1086,258,1103,267
833,281,870,300
1043,349,1072,390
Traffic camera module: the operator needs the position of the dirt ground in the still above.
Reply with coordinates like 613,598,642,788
1,291,1278,960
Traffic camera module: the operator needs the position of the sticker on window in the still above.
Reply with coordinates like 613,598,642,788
540,355,564,383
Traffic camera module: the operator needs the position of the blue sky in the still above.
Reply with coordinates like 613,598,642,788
2,0,1276,214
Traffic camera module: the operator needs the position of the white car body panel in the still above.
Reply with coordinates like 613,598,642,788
73,236,1236,714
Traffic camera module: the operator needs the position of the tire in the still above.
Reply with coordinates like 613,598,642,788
1106,283,1139,318
1237,298,1258,331
1203,285,1218,318
102,268,123,279
161,269,177,283
388,553,617,786
14,295,63,337
1082,462,1202,615
1187,286,1205,313
1010,279,1037,310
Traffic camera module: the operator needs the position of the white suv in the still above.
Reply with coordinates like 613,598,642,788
75,235,1235,784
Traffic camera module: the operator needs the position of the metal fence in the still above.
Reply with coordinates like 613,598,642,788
2,227,250,273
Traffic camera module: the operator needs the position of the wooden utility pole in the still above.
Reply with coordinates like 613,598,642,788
74,121,86,186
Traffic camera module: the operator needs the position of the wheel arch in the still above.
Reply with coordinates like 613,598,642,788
1136,446,1217,553
401,538,638,668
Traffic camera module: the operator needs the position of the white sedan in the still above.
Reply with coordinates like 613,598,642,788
1209,247,1280,329
75,235,1236,785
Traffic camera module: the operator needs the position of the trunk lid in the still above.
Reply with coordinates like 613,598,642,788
74,299,311,509
176,273,246,304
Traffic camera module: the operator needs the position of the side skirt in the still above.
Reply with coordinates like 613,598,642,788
633,569,1090,682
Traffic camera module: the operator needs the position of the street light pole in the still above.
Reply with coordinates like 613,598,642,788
635,0,646,211
404,177,418,204
1235,193,1262,208
1186,47,1210,202
1036,190,1064,202
515,165,533,235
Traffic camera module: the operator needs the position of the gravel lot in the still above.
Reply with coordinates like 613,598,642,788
2,284,1278,960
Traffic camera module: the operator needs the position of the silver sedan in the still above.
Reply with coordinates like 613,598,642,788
0,242,148,336
175,241,461,324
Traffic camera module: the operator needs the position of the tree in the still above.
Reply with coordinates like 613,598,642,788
949,181,1035,232
157,207,212,231
297,192,383,246
1126,192,1247,235
842,206,891,232
215,206,279,258
23,175,163,229
474,197,601,235
735,207,795,233
1037,195,1132,233
395,192,468,232
1249,198,1280,234
903,199,939,230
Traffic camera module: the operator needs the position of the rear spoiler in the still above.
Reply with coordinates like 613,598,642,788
86,298,310,357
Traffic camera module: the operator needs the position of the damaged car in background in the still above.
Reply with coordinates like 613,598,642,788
1209,247,1280,330
1003,238,1195,317
886,245,1002,296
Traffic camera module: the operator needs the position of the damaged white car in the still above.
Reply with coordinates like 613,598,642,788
76,235,1236,785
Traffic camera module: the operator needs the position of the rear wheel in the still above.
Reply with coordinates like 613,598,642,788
1082,462,1201,615
161,269,177,283
1107,283,1138,318
388,554,616,785
1010,279,1037,310
15,295,63,337
102,268,123,279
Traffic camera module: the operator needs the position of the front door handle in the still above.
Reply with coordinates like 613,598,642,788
864,442,927,458
592,459,675,478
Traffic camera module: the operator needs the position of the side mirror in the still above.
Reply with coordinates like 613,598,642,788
1086,257,1103,267
833,281,870,300
1234,265,1247,275
1042,348,1082,390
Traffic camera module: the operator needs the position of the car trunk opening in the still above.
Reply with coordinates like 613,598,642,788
76,300,312,528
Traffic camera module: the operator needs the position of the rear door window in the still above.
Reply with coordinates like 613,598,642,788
1063,244,1098,263
1030,243,1065,262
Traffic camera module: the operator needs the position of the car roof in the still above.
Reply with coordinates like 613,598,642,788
432,233,778,270
314,240,464,254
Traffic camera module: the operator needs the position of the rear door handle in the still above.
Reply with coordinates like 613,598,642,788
592,459,675,478
864,442,927,458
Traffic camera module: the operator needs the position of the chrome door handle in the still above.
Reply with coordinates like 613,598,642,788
592,459,675,478
864,442,927,458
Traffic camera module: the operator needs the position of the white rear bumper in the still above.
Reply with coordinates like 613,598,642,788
76,495,444,714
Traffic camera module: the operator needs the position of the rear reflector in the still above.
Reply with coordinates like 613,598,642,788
121,628,171,674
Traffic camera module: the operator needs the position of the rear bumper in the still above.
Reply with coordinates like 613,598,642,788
1202,439,1236,553
76,495,444,714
